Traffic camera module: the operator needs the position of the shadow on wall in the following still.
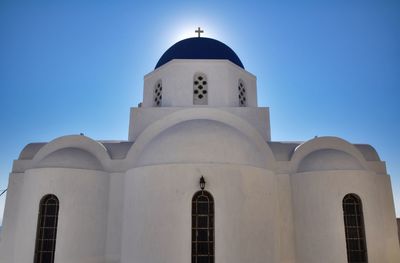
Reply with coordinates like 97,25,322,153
398,219,400,244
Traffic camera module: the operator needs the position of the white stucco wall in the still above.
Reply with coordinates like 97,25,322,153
291,170,400,263
135,119,268,168
1,135,399,263
142,60,257,108
128,107,271,142
0,168,109,263
105,172,124,263
120,164,287,263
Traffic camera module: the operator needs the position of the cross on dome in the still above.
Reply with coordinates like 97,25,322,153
195,27,204,37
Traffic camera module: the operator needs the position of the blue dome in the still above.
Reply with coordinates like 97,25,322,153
155,37,244,69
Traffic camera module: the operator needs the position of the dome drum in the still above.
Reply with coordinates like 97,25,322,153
143,60,256,108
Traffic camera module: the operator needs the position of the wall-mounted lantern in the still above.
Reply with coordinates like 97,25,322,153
199,176,206,190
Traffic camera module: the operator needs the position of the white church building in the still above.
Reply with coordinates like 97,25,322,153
0,33,399,263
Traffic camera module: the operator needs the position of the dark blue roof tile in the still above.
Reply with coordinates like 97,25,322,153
155,37,244,69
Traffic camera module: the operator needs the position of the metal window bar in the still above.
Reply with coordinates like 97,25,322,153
34,194,59,263
343,194,368,263
192,190,214,263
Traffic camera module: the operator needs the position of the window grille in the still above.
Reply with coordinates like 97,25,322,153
153,80,162,106
238,79,246,106
192,190,214,263
193,73,208,105
343,194,368,263
34,194,59,263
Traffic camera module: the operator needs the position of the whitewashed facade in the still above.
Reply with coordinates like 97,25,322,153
0,37,399,263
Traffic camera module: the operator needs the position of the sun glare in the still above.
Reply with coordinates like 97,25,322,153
167,19,223,45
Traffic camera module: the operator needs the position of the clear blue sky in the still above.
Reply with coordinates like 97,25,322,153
0,0,399,223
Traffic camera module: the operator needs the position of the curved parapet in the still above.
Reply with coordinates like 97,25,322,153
297,149,364,173
30,135,111,171
35,147,104,170
18,143,47,160
126,108,277,170
354,144,381,161
290,136,370,173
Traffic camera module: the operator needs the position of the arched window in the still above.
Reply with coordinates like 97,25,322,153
192,190,214,263
34,194,59,263
193,73,208,105
238,79,246,107
153,80,162,107
343,194,368,263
